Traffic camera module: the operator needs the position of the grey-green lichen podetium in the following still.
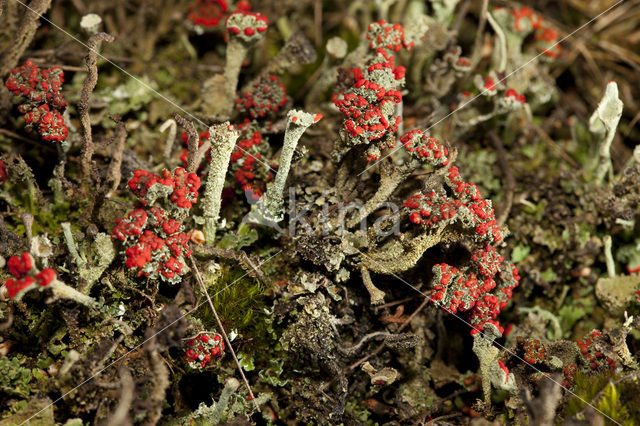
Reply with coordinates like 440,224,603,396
589,81,623,183
221,12,268,117
248,110,322,226
472,322,517,405
202,123,239,244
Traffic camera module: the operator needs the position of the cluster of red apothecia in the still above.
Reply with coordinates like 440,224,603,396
3,252,56,299
5,60,68,142
235,75,287,120
405,166,519,335
333,21,417,162
506,5,561,58
225,10,268,42
400,129,449,166
184,332,225,369
186,0,251,28
112,168,200,284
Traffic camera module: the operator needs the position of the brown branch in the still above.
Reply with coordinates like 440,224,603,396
174,113,199,173
79,32,114,182
0,128,54,149
189,257,259,412
337,331,393,356
374,295,420,310
426,412,463,425
192,138,212,172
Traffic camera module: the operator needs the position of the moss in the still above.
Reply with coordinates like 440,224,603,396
197,264,266,333
595,382,632,426
564,371,640,425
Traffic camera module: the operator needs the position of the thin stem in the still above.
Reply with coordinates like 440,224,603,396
360,266,385,305
255,110,319,222
470,0,489,68
486,11,507,72
346,162,409,229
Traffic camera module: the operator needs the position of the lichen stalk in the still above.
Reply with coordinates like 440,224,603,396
346,163,408,229
223,40,248,116
224,39,249,115
486,11,507,72
590,81,623,183
103,115,127,195
202,123,239,244
254,110,321,222
3,251,99,308
48,279,99,309
221,11,268,116
62,222,86,269
472,323,517,404
360,266,385,305
363,227,447,274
